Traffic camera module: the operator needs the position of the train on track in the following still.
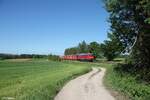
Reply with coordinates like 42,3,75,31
61,53,95,62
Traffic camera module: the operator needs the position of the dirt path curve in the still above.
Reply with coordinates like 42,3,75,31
54,67,115,100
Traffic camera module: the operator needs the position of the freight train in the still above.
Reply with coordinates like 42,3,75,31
61,53,95,62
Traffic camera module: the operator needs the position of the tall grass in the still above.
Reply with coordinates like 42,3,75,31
104,63,150,100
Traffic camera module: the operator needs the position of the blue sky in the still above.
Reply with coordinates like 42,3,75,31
0,0,109,55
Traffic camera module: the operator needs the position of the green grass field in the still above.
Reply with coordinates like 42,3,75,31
1,58,150,100
0,59,91,100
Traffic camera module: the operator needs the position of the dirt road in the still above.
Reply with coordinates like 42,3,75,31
54,68,115,100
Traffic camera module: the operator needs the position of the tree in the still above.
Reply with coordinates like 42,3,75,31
88,41,102,58
78,41,89,53
101,33,124,61
64,41,89,55
105,0,150,81
64,47,78,55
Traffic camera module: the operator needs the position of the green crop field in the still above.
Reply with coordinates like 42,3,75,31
0,59,91,100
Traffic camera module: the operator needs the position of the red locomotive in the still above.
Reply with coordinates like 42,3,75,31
61,53,95,62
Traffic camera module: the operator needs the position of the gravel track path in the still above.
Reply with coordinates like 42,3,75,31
55,67,115,100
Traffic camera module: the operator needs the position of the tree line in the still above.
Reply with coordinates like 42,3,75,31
0,53,62,61
0,53,47,60
64,41,102,58
64,40,123,61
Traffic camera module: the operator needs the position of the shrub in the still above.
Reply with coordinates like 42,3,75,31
48,54,61,61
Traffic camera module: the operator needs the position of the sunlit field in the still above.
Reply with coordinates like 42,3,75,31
0,59,91,100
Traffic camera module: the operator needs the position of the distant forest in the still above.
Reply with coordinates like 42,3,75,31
0,53,47,60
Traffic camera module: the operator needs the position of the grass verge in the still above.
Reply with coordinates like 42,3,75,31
103,62,150,100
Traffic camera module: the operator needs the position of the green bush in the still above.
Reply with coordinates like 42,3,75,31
48,54,61,61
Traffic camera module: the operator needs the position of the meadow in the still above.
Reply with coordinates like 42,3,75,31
0,59,91,100
1,58,150,100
